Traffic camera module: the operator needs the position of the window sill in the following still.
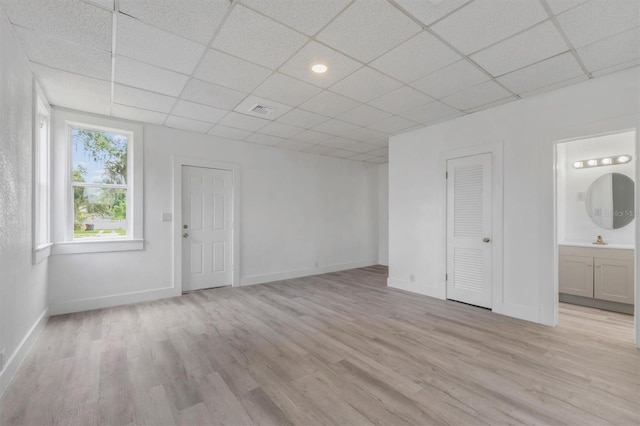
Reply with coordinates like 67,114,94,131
33,243,53,264
51,239,144,255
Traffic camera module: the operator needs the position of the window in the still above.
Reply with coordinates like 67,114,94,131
33,85,51,263
70,126,130,240
50,109,144,254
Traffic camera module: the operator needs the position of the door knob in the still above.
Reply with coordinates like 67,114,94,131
183,233,189,238
483,237,491,243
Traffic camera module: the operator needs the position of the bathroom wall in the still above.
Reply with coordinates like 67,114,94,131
557,130,636,246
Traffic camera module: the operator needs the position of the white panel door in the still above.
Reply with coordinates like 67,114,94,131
182,166,233,291
446,153,493,308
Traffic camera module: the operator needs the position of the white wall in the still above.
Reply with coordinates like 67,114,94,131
378,164,389,266
557,132,635,246
389,67,640,326
0,13,49,397
48,124,379,314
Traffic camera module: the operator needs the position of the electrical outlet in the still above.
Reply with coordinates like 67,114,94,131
314,261,319,268
410,274,415,282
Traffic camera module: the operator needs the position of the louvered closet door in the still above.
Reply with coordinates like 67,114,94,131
446,153,493,308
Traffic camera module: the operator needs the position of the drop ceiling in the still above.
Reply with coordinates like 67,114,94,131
2,0,639,164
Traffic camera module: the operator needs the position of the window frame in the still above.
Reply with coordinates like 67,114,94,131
68,122,133,241
51,109,144,255
32,82,52,264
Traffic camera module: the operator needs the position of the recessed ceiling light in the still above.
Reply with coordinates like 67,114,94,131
311,63,327,74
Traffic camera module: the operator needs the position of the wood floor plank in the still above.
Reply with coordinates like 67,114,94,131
1,266,638,425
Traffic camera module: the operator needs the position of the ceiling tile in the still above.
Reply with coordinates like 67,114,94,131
240,0,350,36
277,109,329,128
370,32,461,83
546,0,588,16
194,49,272,93
181,79,247,110
320,137,361,149
368,147,388,156
329,67,402,103
410,59,489,99
2,0,112,51
111,104,168,125
368,116,420,134
208,125,253,140
430,0,548,54
312,119,361,136
591,59,640,78
259,122,304,138
518,74,588,98
31,63,111,115
368,86,433,115
394,0,472,26
399,101,462,125
115,56,189,96
367,156,388,164
274,139,315,151
212,5,308,70
576,27,640,74
497,52,585,94
116,14,205,75
294,130,334,144
324,149,356,158
114,85,177,113
347,153,379,162
119,0,230,44
471,21,569,77
440,80,513,110
165,116,213,133
218,112,270,132
556,0,640,48
300,144,337,155
464,96,517,113
299,91,360,117
346,142,380,154
254,73,322,107
279,41,363,88
337,104,392,127
245,133,285,146
13,26,111,80
316,0,422,63
171,100,227,124
342,127,389,143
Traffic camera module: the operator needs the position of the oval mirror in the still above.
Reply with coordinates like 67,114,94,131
586,173,635,230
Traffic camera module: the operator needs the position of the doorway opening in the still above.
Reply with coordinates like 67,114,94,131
555,130,636,343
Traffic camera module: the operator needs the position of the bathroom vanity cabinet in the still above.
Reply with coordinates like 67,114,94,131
559,245,634,312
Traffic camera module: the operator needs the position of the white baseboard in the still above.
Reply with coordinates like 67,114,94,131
387,277,443,299
240,260,378,286
0,308,49,399
49,286,180,315
500,301,540,324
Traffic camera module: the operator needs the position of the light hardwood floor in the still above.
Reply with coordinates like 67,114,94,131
1,265,638,425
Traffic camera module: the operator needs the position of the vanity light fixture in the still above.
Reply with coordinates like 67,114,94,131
572,154,633,169
311,63,328,74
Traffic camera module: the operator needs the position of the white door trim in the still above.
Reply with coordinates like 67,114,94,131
173,156,240,292
545,114,639,347
439,142,504,314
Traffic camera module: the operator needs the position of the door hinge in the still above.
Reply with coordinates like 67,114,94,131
445,171,448,179
446,273,448,281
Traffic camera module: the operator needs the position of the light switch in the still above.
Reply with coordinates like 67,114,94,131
161,213,172,222
577,192,585,201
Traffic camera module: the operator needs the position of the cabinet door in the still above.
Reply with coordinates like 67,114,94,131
559,255,594,297
594,258,634,304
